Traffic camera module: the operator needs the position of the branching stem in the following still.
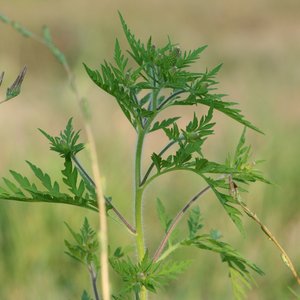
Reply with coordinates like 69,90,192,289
72,155,136,234
140,134,187,186
140,139,181,186
153,184,211,261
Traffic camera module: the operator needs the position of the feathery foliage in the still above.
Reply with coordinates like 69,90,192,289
0,119,98,211
1,11,294,300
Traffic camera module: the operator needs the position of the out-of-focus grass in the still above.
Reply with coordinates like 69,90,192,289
0,1,299,299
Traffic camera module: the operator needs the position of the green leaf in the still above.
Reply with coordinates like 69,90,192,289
151,153,162,172
81,290,93,300
65,218,99,271
176,45,207,68
173,94,262,134
199,96,263,134
0,162,98,212
163,123,180,141
110,251,189,297
156,198,172,234
207,63,223,77
84,63,138,128
114,38,128,72
227,128,270,186
26,161,61,196
39,118,85,158
187,206,203,239
62,158,86,199
3,178,25,197
203,176,245,236
229,267,252,300
118,12,145,66
182,234,264,279
149,117,180,133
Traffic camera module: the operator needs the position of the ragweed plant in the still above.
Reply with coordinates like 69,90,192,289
1,12,299,300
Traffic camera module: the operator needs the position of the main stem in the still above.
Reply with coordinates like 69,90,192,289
135,130,146,260
134,129,147,300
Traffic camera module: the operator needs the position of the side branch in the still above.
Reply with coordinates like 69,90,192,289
140,136,185,186
140,140,177,186
72,155,136,234
153,184,211,262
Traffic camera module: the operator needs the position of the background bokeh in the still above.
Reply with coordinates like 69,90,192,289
1,1,300,299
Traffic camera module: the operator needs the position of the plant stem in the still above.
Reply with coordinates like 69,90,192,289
134,129,148,300
135,130,146,260
153,184,211,262
140,140,176,186
72,155,136,234
140,136,185,186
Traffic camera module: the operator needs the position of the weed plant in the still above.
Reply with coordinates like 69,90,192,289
0,12,299,300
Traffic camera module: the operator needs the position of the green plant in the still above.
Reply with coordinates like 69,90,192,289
1,12,299,300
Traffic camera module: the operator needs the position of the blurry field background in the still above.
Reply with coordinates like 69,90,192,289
0,0,300,299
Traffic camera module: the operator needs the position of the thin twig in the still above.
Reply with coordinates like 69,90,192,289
153,184,211,261
72,156,136,234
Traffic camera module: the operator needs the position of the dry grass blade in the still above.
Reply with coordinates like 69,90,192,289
229,176,300,286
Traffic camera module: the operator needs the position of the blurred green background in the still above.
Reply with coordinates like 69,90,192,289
0,0,300,299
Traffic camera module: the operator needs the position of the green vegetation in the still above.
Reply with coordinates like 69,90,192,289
0,8,299,300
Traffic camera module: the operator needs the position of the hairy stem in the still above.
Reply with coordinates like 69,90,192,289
153,184,211,262
72,155,136,234
134,128,149,300
135,131,146,260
